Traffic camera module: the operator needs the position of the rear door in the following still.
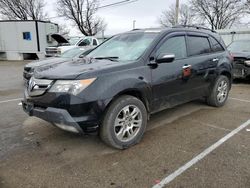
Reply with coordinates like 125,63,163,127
185,33,218,97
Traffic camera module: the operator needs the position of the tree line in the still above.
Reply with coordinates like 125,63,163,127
0,0,250,36
0,0,105,36
159,0,250,30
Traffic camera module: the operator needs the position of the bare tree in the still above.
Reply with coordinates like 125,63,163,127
0,0,47,20
190,0,247,30
58,24,71,37
159,3,195,27
247,0,250,13
25,0,48,20
57,0,106,36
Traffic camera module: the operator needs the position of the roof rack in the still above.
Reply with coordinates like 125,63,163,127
172,25,216,33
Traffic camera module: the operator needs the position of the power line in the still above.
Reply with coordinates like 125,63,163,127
98,0,138,9
48,0,138,20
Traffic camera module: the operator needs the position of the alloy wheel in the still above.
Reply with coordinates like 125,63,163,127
114,105,142,142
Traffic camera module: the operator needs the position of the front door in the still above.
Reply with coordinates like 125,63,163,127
150,33,196,113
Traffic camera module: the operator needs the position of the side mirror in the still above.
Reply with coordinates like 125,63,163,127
156,53,175,63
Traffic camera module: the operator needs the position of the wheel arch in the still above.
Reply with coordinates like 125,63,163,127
220,70,232,88
106,89,150,114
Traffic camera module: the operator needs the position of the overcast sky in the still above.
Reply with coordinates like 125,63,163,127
45,0,187,36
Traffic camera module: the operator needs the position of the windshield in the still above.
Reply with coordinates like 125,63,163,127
69,38,81,45
86,32,158,61
228,41,250,52
61,48,85,58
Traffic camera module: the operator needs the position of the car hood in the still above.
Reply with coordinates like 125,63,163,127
230,51,250,59
25,58,70,69
51,34,69,44
33,58,121,80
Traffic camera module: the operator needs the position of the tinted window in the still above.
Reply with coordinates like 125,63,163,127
187,36,211,56
156,36,187,59
210,37,224,52
79,39,91,46
93,39,98,45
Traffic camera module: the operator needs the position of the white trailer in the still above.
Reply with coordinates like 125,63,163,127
0,20,59,60
217,28,250,46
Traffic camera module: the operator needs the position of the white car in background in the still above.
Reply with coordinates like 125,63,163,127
46,34,99,57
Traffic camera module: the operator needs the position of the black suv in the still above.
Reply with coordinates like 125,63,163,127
22,26,232,149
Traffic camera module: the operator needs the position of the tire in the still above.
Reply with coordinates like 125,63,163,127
100,95,147,149
207,75,230,107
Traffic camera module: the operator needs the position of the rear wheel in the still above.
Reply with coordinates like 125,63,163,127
207,75,230,107
100,95,147,149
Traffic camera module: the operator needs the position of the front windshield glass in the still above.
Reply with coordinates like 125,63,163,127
87,32,158,61
61,48,84,58
69,38,81,45
228,41,250,52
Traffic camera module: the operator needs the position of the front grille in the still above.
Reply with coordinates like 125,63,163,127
27,77,53,97
46,47,60,55
46,50,58,54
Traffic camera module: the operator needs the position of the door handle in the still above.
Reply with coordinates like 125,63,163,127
212,58,219,62
182,64,191,69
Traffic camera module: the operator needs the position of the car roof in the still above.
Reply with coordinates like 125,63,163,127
126,26,218,36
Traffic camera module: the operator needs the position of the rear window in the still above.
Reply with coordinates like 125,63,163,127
187,36,211,56
210,37,224,52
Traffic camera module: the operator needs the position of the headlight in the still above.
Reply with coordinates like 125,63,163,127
57,48,61,55
49,78,96,95
245,60,250,66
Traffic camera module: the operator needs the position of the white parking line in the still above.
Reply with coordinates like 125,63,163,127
0,98,23,104
153,119,250,188
229,97,250,103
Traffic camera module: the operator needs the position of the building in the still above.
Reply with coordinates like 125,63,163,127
0,20,59,60
217,28,250,46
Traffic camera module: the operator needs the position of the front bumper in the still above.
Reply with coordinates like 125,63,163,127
22,102,84,133
22,90,108,133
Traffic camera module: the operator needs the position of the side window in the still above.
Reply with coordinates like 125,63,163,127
156,36,187,59
210,37,224,52
23,32,31,41
187,36,211,56
79,39,91,46
93,39,98,46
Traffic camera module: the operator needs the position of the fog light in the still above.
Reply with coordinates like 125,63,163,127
54,123,79,133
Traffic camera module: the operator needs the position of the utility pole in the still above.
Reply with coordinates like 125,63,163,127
133,20,136,29
102,30,105,41
175,0,179,25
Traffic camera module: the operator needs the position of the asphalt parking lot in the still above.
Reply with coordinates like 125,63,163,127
0,61,249,188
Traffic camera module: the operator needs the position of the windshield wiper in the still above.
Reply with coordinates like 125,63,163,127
94,56,119,62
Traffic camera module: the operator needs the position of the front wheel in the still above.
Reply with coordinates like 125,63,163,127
100,95,147,149
207,75,230,107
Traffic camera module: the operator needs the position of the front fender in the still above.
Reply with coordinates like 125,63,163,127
78,66,152,107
